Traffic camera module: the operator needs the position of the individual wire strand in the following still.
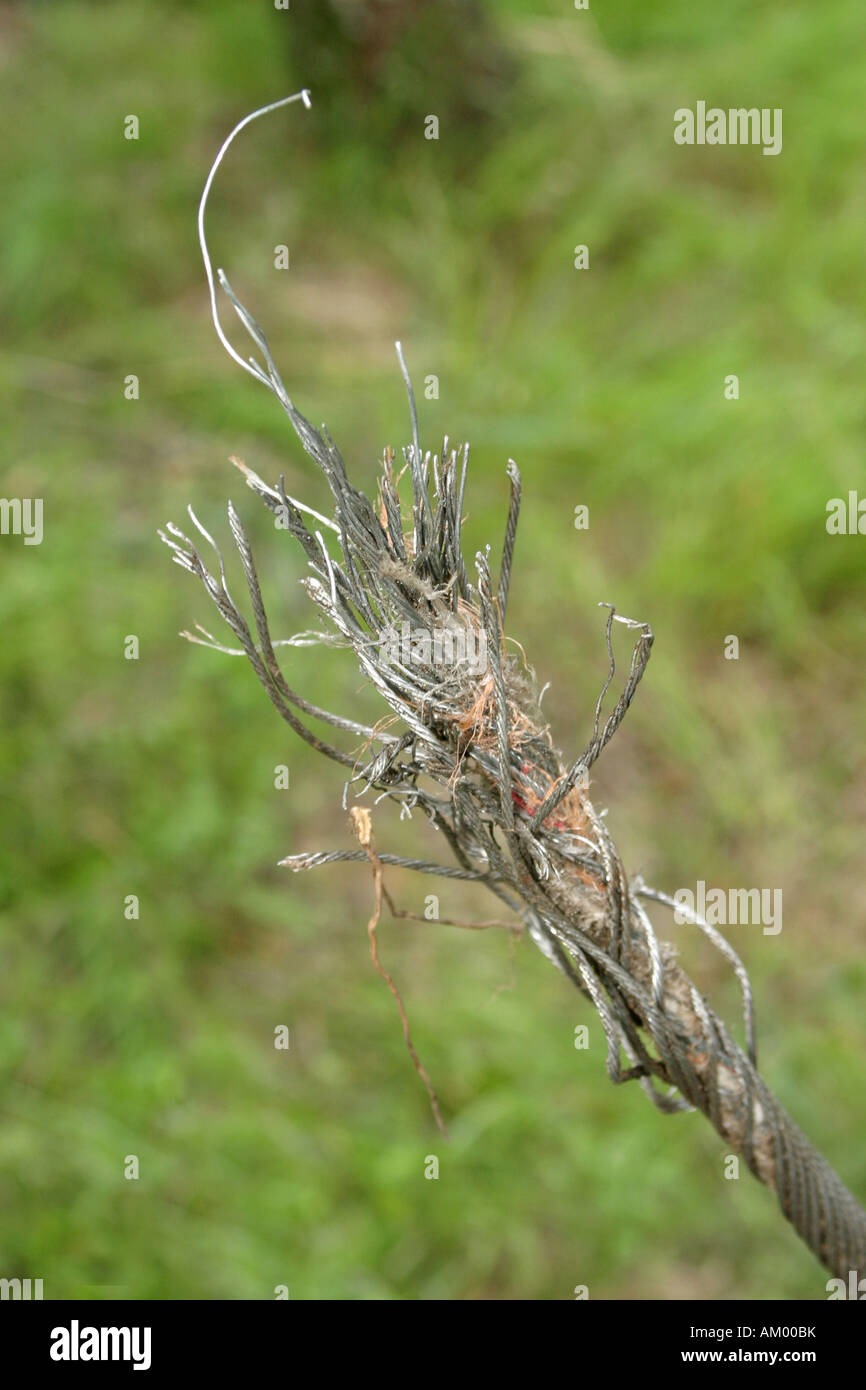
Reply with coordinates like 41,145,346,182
198,89,312,390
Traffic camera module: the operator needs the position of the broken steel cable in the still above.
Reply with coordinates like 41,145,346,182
161,93,866,1284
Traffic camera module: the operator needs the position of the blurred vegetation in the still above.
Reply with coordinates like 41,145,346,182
0,0,864,1299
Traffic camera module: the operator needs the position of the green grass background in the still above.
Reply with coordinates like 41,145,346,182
1,0,864,1299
